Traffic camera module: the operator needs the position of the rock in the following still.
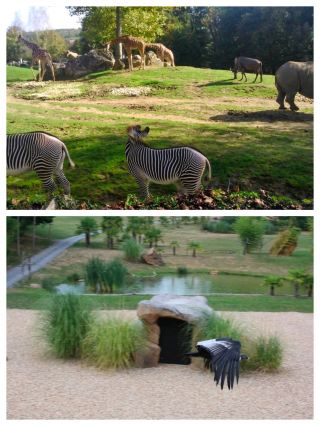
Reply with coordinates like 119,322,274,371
63,49,115,79
137,294,213,367
113,58,126,70
141,248,165,266
145,50,163,67
122,54,142,69
29,283,42,289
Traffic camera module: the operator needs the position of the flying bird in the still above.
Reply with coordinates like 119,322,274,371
186,338,248,390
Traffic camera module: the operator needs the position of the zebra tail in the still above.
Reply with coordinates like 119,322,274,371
62,144,75,168
205,158,211,181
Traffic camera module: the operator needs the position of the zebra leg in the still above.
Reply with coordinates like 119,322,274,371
33,160,56,193
134,175,150,198
55,169,71,195
179,175,202,195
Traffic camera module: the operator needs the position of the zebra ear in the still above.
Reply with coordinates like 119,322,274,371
142,127,150,137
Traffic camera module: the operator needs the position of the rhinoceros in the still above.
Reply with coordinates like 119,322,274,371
275,61,313,111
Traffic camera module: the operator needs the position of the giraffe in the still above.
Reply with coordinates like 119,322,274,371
17,35,55,82
145,43,175,67
106,35,146,71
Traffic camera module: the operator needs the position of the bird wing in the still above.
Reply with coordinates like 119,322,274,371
196,338,241,390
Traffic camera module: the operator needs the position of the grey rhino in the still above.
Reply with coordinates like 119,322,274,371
275,61,313,111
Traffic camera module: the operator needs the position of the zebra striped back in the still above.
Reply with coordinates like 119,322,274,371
125,125,211,197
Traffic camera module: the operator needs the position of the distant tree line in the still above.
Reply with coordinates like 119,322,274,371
7,7,313,72
68,6,313,73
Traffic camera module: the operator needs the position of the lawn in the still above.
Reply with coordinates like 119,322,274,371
6,65,313,209
6,288,313,313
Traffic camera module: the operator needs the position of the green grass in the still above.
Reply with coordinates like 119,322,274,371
7,65,313,208
7,66,34,82
7,288,313,312
35,217,87,240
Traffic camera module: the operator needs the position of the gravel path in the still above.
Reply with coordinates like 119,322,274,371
7,310,313,420
7,234,85,288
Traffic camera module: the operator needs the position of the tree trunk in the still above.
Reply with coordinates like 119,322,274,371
115,7,122,59
193,249,196,257
16,217,21,257
294,283,300,297
85,232,90,246
308,285,313,297
32,216,36,252
270,285,275,296
173,247,176,256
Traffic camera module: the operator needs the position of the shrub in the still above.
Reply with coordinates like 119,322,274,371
122,238,142,262
177,266,188,275
82,316,147,369
67,272,81,283
41,277,59,292
85,257,128,293
234,217,267,254
43,294,92,358
251,336,283,371
202,220,232,233
85,257,105,293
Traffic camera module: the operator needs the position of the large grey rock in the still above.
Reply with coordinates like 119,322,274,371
138,294,213,324
63,49,115,79
145,50,163,67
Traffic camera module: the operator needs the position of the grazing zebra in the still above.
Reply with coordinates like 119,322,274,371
7,132,75,194
125,125,211,197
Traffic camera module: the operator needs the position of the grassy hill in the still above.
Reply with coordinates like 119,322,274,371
6,65,313,209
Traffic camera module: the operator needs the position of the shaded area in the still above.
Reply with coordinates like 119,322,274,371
158,317,192,365
210,109,313,123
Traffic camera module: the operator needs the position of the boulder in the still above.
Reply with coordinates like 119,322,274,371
141,248,164,266
145,50,163,67
63,49,115,79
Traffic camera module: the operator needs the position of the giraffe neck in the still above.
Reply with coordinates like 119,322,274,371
20,37,39,52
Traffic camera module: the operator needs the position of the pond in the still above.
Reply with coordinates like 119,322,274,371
121,273,265,295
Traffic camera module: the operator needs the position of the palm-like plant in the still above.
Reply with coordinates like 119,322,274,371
144,227,162,248
188,241,202,257
101,217,123,249
263,275,283,296
284,269,313,297
77,217,98,246
170,240,180,256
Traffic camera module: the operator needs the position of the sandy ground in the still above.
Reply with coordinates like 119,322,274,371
7,309,313,420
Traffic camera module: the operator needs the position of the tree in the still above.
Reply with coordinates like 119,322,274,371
6,26,24,62
101,217,123,249
170,240,180,256
234,217,266,254
68,6,171,48
188,241,202,257
269,227,300,256
126,217,146,243
284,269,313,298
144,227,162,248
77,218,98,246
263,275,283,296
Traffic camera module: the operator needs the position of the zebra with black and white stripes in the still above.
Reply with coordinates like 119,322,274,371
125,125,211,197
7,132,75,195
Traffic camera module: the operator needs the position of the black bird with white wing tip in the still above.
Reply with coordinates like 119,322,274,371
185,338,248,390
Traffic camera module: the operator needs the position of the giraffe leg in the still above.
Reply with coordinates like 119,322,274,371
48,60,55,82
140,48,145,69
38,59,43,82
30,59,37,81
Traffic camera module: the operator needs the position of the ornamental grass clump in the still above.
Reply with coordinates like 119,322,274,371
43,294,92,359
82,316,147,369
251,336,283,371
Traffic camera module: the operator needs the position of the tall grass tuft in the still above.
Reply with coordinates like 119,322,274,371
82,316,147,369
252,336,283,371
43,294,92,359
122,238,142,262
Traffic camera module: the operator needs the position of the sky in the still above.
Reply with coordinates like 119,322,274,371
6,5,82,31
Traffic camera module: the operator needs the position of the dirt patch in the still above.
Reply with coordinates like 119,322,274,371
7,309,313,419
